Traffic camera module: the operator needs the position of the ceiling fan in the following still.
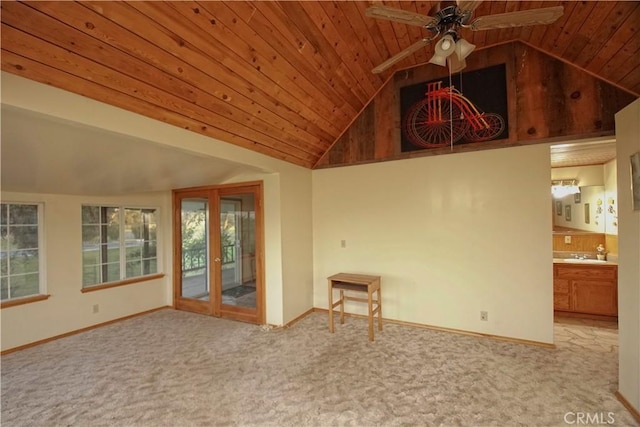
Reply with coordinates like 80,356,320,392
366,1,563,74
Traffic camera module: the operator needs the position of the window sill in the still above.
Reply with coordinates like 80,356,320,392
81,273,165,293
1,294,51,309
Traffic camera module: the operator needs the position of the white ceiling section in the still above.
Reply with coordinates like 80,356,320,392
0,105,264,196
550,139,617,168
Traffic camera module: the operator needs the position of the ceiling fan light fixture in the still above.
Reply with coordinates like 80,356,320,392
434,34,456,57
429,53,448,67
447,54,467,73
455,38,476,60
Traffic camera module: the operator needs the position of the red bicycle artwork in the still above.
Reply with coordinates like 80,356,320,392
402,80,506,149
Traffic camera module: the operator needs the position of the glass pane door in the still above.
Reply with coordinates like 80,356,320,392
179,197,210,303
220,194,256,310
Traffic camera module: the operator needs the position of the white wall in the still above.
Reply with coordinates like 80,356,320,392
1,72,314,335
312,144,554,343
0,191,171,351
604,159,619,236
615,99,640,413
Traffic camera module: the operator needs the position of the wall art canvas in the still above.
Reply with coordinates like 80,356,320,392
632,151,640,211
400,63,509,152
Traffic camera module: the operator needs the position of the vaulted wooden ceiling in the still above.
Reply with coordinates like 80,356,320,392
2,1,639,169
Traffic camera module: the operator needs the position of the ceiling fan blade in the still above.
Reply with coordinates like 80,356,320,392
456,0,484,14
372,38,433,74
365,5,437,28
469,6,564,30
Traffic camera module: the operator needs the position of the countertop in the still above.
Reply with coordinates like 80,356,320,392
553,258,618,266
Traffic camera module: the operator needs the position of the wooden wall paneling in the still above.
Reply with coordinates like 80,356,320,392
374,83,399,160
619,46,640,92
0,24,317,165
514,1,545,43
483,2,507,47
335,2,387,72
154,1,349,134
35,0,333,155
559,1,618,63
525,1,561,46
354,102,375,163
318,1,383,81
3,1,326,160
368,4,403,69
549,1,598,57
589,7,640,79
299,2,380,95
553,233,606,253
494,1,521,47
197,1,359,124
0,50,305,166
574,2,638,70
240,2,363,117
277,2,370,104
538,1,578,54
318,42,633,169
406,2,432,66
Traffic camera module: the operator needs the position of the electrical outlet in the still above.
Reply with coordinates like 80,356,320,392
93,304,99,314
340,240,346,248
565,236,572,244
480,311,488,321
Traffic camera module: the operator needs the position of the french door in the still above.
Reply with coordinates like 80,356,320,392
173,182,264,324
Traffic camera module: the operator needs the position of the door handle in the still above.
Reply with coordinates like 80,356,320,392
214,257,221,262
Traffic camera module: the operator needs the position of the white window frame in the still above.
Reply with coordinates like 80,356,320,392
81,205,160,289
0,202,46,302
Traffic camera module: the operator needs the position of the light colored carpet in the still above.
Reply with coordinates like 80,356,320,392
1,309,638,426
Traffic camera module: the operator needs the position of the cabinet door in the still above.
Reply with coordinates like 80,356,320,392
572,280,617,316
553,279,571,310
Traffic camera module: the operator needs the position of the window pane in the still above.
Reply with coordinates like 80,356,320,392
82,245,100,266
0,253,7,276
9,205,37,225
126,260,142,278
0,205,7,225
82,206,100,224
100,207,119,224
106,223,120,243
82,225,101,245
11,226,38,250
82,265,100,287
148,225,157,241
143,241,157,258
105,262,120,282
1,277,7,300
126,244,142,261
10,273,39,298
0,226,8,251
143,259,157,275
143,209,156,225
9,250,39,274
102,244,119,263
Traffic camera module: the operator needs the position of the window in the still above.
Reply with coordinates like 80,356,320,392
0,203,44,301
82,206,158,288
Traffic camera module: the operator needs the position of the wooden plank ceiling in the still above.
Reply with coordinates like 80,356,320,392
2,1,639,169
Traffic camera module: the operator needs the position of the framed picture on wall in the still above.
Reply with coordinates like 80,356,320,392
574,192,581,204
556,201,562,216
565,205,572,221
631,151,640,211
585,203,590,224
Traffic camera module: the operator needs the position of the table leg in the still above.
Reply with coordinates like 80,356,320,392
368,287,374,341
328,281,334,333
377,286,383,331
339,290,345,324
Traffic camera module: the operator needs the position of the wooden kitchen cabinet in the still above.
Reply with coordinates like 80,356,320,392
553,263,618,318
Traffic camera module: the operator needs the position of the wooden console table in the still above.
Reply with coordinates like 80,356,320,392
328,273,382,341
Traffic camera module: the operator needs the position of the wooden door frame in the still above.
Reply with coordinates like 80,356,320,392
172,181,265,325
